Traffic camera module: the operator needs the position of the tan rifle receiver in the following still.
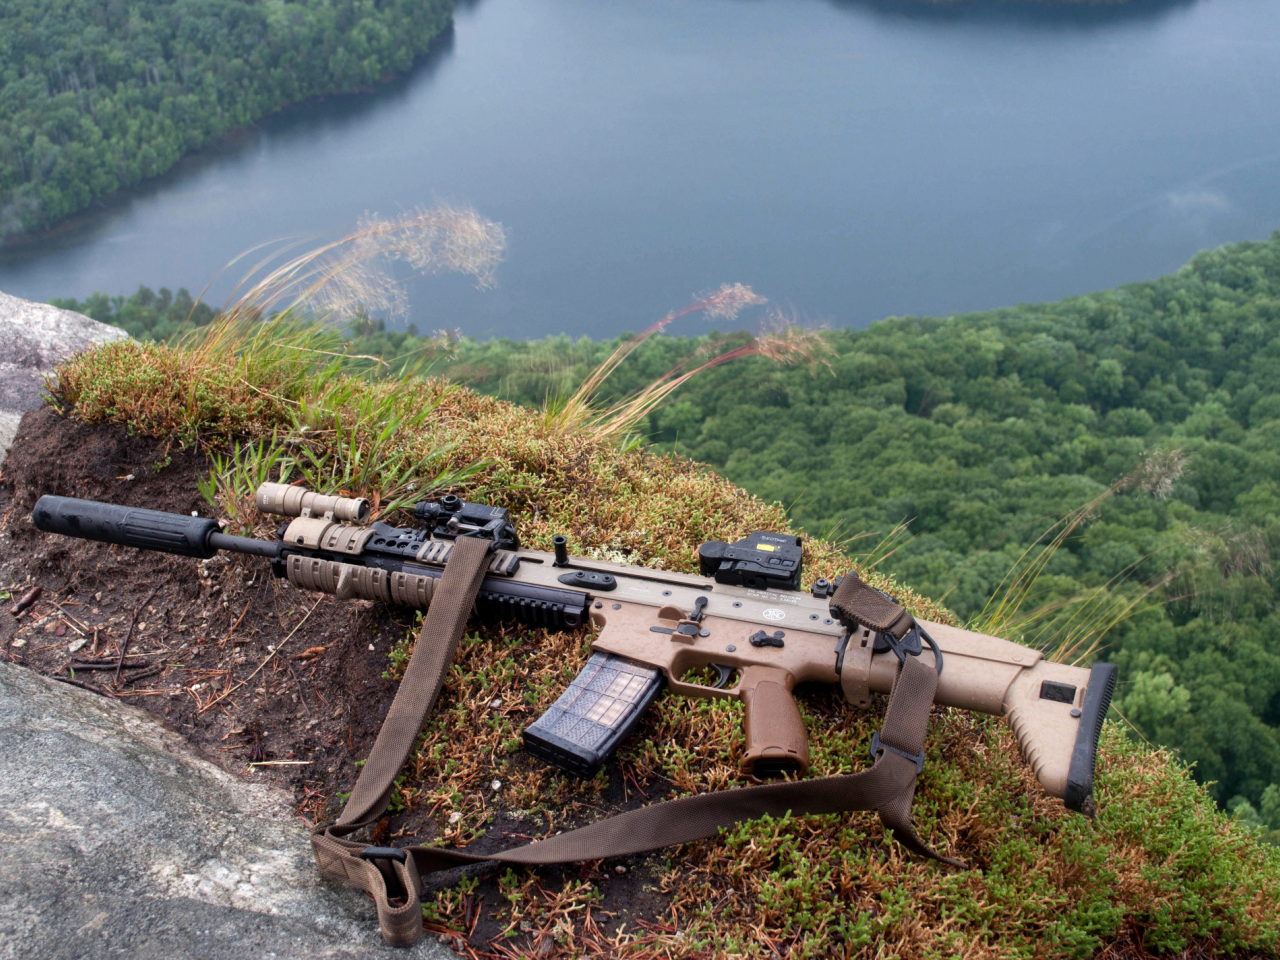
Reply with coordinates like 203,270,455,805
31,485,1115,814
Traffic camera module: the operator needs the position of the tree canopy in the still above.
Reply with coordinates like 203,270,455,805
0,0,452,238
52,284,215,341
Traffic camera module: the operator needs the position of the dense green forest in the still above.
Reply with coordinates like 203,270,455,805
0,0,452,239
357,233,1280,835
61,232,1280,839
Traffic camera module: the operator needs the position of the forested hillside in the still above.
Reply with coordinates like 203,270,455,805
357,233,1280,835
0,0,452,239
60,233,1280,839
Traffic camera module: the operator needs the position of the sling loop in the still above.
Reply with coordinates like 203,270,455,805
313,538,963,947
830,572,914,639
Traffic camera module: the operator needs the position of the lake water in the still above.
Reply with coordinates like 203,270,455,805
2,0,1278,340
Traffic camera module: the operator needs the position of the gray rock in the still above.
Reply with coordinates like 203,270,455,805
0,411,21,467
0,290,129,465
0,662,449,960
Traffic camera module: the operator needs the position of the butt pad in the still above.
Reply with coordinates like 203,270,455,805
1065,662,1118,814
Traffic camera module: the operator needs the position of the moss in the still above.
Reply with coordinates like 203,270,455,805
49,336,1280,957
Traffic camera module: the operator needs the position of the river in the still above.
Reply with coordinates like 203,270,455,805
1,0,1278,340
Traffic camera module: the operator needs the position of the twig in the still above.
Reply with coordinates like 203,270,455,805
68,660,150,672
115,585,161,683
54,604,93,634
223,599,252,646
622,762,649,800
468,895,483,938
247,760,312,768
120,666,163,686
9,586,42,616
280,654,314,719
50,675,112,697
56,617,87,638
200,597,323,714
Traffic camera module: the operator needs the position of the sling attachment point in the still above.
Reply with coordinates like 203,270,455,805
360,846,408,864
830,571,915,639
830,572,946,676
878,626,916,665
870,730,925,773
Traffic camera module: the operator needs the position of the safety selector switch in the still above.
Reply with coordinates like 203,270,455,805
698,531,803,591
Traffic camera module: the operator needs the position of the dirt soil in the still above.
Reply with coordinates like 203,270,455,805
0,407,672,956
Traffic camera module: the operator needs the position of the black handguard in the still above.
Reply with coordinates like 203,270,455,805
523,652,664,777
32,495,221,559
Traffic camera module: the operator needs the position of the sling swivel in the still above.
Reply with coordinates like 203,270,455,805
359,846,408,864
869,730,925,774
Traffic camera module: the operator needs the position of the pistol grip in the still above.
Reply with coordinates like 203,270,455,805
740,665,809,780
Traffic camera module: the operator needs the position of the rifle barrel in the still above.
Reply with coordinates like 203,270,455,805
208,531,280,558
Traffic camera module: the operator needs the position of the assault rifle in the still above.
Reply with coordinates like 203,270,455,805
31,484,1114,812
33,484,1117,946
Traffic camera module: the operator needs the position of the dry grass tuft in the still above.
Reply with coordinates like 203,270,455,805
315,207,506,320
545,297,832,444
543,284,767,437
1118,448,1187,500
214,205,505,327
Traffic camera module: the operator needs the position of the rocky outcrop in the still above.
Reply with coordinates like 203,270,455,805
0,290,128,465
0,663,447,960
0,296,450,957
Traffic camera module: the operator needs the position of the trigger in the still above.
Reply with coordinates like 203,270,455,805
710,663,735,690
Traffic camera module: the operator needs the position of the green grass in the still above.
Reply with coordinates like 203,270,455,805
46,320,1280,958
661,722,1279,959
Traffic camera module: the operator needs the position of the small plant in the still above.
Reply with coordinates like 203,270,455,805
286,380,487,516
198,434,295,529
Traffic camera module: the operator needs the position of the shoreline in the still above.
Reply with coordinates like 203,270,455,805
0,21,456,249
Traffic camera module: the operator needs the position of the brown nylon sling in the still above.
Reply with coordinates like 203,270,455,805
313,537,963,947
830,572,915,639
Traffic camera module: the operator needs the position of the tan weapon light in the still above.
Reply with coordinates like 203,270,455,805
255,482,370,524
